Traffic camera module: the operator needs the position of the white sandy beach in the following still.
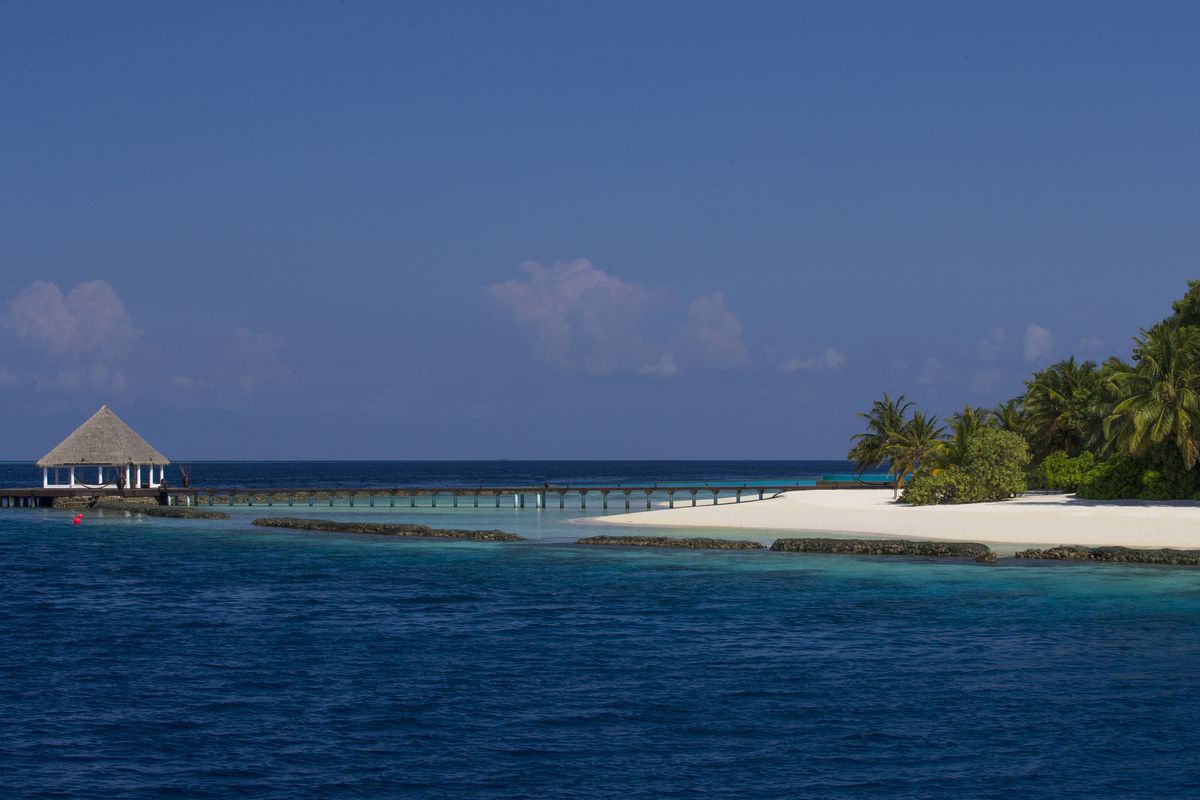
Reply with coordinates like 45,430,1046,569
588,489,1200,550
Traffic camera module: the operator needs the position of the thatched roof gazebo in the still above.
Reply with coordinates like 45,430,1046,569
37,405,170,489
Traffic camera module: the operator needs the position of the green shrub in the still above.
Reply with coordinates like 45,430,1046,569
904,469,970,506
1041,450,1095,491
961,428,1030,500
1075,448,1199,500
1149,444,1200,498
1076,457,1146,499
1025,465,1049,491
1140,469,1174,500
904,429,1030,505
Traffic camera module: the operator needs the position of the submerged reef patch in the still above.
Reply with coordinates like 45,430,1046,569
576,535,764,550
91,500,230,520
1013,545,1200,565
252,517,524,541
771,537,995,562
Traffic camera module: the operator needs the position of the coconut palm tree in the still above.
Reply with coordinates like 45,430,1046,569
1105,324,1200,469
847,393,912,475
940,406,992,468
1093,356,1133,457
888,412,946,499
1023,357,1105,459
991,397,1027,437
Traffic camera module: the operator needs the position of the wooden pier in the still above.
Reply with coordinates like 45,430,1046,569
0,481,886,510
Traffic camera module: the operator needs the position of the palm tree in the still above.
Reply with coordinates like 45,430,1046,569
1023,357,1105,459
991,397,1026,437
889,412,946,499
1094,356,1133,457
1105,324,1200,469
941,406,992,468
847,393,912,475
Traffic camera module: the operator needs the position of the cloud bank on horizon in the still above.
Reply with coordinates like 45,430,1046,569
2,280,292,407
0,267,1142,458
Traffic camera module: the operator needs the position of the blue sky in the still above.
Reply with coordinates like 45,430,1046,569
2,2,1198,459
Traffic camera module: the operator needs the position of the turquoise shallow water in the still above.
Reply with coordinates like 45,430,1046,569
3,503,1200,798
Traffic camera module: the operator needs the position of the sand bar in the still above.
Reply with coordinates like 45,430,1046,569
586,489,1200,550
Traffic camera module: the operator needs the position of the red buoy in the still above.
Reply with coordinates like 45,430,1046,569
73,514,83,525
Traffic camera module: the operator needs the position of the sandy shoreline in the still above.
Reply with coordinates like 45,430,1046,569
582,489,1200,550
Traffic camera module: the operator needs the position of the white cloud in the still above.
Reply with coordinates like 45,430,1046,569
488,259,749,376
171,328,293,398
486,259,654,374
971,368,1006,393
1024,323,1054,362
777,347,846,373
1079,336,1104,351
676,292,747,368
917,357,944,385
2,279,292,402
159,324,295,406
978,326,1007,360
6,280,139,358
638,353,680,376
4,280,140,393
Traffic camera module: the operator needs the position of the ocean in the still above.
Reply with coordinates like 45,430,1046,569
2,462,1199,798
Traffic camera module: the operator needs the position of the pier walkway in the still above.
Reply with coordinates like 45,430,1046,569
0,481,887,510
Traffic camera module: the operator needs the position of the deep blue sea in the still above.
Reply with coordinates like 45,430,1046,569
2,462,1199,798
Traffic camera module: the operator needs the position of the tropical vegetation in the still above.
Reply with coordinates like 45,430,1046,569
849,279,1200,504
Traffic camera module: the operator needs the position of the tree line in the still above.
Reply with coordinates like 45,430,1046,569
849,280,1200,504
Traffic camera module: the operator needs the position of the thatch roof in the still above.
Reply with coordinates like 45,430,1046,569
37,405,169,467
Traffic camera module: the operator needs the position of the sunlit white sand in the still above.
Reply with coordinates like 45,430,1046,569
586,489,1200,549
